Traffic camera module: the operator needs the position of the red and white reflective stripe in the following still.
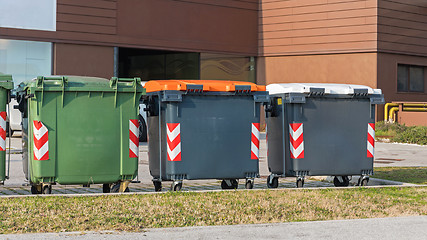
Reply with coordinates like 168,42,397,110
129,119,139,158
251,123,260,160
289,123,304,159
167,123,181,161
0,112,6,151
33,121,49,161
367,123,375,158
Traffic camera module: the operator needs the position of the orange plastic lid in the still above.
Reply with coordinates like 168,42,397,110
144,80,266,93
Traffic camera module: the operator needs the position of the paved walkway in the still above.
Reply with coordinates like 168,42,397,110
2,216,426,240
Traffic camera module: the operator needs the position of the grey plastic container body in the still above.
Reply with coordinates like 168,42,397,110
146,91,268,181
267,93,383,177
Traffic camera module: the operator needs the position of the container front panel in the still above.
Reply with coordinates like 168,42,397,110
149,94,261,180
284,97,374,176
0,88,6,181
29,90,139,184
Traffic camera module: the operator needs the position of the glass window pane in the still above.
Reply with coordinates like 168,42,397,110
0,39,52,84
201,53,256,83
409,66,424,92
165,53,199,80
119,48,199,80
397,65,408,92
0,0,56,31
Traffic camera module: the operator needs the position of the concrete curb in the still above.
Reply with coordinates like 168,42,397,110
1,183,426,199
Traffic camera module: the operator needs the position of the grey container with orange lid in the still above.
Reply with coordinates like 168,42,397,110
143,80,269,191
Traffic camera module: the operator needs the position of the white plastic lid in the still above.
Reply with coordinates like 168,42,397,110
267,83,382,95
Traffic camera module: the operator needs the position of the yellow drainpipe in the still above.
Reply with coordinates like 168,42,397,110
384,103,398,121
403,108,427,111
388,107,399,123
385,103,427,122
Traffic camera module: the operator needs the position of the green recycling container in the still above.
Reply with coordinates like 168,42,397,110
17,76,144,194
0,74,13,184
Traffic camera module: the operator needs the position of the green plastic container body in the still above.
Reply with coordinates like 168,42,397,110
21,76,144,185
0,74,13,182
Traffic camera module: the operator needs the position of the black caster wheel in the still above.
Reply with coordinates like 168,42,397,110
42,185,51,194
31,185,41,194
360,177,369,186
221,179,238,189
153,181,162,192
296,178,304,188
333,176,350,187
111,183,120,193
221,180,230,189
245,180,254,189
110,183,128,193
171,182,182,191
231,179,238,189
102,184,110,193
267,175,279,188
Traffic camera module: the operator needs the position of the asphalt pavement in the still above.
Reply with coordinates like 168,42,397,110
1,216,426,240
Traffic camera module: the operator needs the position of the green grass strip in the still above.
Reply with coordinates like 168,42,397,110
0,187,426,234
374,167,427,184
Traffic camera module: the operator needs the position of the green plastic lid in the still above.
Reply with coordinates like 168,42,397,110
25,76,144,93
0,74,14,90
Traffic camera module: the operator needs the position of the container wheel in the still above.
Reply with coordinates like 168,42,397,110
153,181,162,192
171,182,182,191
31,185,41,194
111,183,120,192
42,185,51,194
220,179,237,189
102,184,110,193
245,179,254,189
267,175,279,188
296,178,304,188
333,176,350,187
231,179,238,189
360,178,369,186
221,180,229,189
111,183,129,193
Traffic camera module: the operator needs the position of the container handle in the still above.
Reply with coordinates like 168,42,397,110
109,77,141,88
36,76,68,87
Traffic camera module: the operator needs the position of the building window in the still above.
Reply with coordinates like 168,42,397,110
0,39,52,84
119,48,199,80
201,53,256,83
397,64,424,92
0,0,56,31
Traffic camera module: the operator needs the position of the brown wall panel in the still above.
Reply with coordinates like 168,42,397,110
398,112,427,127
54,43,114,79
1,0,258,56
259,0,378,56
57,14,117,26
116,0,258,54
57,22,116,35
57,5,117,17
260,25,376,39
59,0,117,10
378,0,427,57
260,53,377,87
261,41,377,56
171,0,258,10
